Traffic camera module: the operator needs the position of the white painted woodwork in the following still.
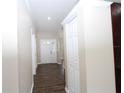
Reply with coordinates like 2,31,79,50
40,39,57,64
65,17,80,93
31,29,37,75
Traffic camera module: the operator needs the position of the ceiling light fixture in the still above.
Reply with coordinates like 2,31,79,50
48,17,51,20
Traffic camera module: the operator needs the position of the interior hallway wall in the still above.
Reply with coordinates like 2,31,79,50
2,0,19,92
57,30,64,65
62,1,116,93
2,0,34,93
83,3,116,93
17,0,34,93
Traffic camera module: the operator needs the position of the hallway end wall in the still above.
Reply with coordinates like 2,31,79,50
36,31,59,64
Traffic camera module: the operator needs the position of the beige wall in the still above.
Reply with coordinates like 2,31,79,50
2,26,19,93
2,1,19,92
18,0,33,93
77,5,87,93
2,0,34,93
36,31,58,39
62,1,116,93
83,3,116,93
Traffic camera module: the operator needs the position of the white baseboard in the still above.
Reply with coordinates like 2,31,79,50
37,63,42,65
30,83,34,93
57,62,62,65
36,63,37,70
65,87,69,93
37,62,58,65
62,64,65,69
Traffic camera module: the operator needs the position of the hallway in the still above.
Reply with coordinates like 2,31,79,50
33,64,66,93
2,0,121,93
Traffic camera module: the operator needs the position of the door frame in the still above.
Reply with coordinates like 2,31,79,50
40,39,57,64
31,28,37,75
62,3,80,93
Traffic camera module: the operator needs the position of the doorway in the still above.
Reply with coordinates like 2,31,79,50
40,39,57,64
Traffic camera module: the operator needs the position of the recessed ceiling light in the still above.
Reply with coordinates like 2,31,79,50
48,17,51,20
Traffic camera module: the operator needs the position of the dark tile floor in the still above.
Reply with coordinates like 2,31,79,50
33,63,66,93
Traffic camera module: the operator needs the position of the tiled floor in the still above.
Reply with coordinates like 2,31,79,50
33,63,66,93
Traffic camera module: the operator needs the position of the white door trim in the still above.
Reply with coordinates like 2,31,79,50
31,29,37,75
40,39,57,64
65,87,69,93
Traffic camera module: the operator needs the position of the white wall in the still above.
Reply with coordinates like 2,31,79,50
2,0,34,93
18,0,33,93
62,1,116,93
77,4,87,93
83,3,116,93
2,0,19,93
2,24,19,93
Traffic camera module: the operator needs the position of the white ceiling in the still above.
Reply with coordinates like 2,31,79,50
105,0,121,3
27,0,121,32
28,0,79,32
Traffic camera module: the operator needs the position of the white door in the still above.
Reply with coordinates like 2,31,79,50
66,17,80,93
40,39,57,64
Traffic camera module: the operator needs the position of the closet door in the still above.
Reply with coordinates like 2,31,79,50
66,17,80,93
